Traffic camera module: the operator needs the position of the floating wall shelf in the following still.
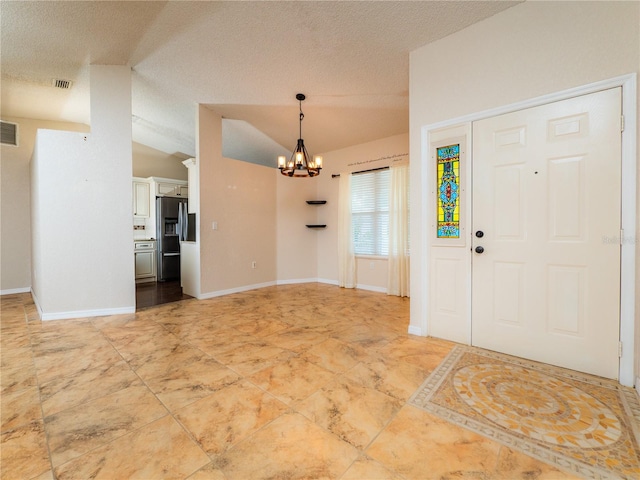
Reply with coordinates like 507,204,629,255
307,201,326,228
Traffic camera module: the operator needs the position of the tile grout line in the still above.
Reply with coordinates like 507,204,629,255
22,296,58,480
91,313,216,478
111,305,306,478
9,286,422,479
39,313,168,476
169,317,405,478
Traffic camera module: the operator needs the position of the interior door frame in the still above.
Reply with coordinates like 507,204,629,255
418,73,637,386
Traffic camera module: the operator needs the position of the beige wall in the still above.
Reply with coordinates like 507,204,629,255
194,120,409,293
197,105,220,295
198,105,277,296
132,142,187,180
409,1,639,381
276,174,320,282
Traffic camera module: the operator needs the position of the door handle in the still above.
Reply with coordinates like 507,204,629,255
475,246,485,254
475,230,484,238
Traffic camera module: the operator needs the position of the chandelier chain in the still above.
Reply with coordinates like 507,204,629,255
299,99,304,139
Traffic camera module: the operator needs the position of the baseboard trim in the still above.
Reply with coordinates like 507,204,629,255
197,278,391,299
1,287,31,295
356,284,387,294
30,288,135,321
198,281,277,300
276,278,319,286
45,308,136,321
278,278,386,293
40,307,135,321
408,325,424,336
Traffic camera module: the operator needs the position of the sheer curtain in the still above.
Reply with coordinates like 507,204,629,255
338,172,356,288
387,163,410,297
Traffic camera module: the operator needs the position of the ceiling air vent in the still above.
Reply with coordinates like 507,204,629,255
52,78,72,89
1,121,18,146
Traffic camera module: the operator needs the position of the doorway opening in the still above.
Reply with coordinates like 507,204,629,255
135,281,192,310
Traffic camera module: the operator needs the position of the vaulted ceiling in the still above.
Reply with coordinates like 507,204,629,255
1,1,519,166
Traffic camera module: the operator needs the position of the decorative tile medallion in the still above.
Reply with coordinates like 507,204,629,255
409,345,640,480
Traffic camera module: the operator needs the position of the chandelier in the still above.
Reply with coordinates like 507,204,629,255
277,93,322,177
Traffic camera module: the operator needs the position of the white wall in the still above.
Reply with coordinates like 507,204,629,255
409,2,639,377
315,133,409,291
30,65,135,319
0,116,187,294
0,117,89,294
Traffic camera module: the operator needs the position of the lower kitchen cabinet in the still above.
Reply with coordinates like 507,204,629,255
134,241,156,283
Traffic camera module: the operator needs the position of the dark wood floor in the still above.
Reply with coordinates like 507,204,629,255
135,280,192,310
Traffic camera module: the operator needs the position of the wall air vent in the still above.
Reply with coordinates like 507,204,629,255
1,121,18,146
52,78,72,89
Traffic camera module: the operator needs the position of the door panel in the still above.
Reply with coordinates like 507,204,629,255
493,261,524,326
548,156,584,240
494,165,525,239
472,88,622,379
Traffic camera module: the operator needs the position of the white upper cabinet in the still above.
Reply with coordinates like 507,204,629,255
154,178,188,198
133,180,150,217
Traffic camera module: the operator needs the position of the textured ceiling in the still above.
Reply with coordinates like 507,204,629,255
0,1,520,165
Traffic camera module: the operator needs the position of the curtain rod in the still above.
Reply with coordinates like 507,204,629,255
331,166,389,178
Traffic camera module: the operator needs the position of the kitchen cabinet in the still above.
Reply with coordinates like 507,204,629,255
134,241,156,283
157,181,188,198
133,180,150,217
148,177,188,199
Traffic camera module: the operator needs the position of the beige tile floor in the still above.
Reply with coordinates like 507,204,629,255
1,284,580,479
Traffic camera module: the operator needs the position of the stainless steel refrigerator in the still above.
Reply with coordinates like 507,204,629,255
156,197,188,281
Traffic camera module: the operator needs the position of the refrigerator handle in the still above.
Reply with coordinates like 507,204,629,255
177,202,183,242
183,204,188,241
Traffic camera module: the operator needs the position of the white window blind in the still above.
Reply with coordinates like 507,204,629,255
351,169,390,256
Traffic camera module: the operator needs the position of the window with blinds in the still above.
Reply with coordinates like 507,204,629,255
351,169,390,256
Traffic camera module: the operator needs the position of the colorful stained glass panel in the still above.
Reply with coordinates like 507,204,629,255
437,144,460,238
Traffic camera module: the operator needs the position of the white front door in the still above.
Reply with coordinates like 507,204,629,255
471,88,622,379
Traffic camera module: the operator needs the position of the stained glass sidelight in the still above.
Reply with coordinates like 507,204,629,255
437,144,460,238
